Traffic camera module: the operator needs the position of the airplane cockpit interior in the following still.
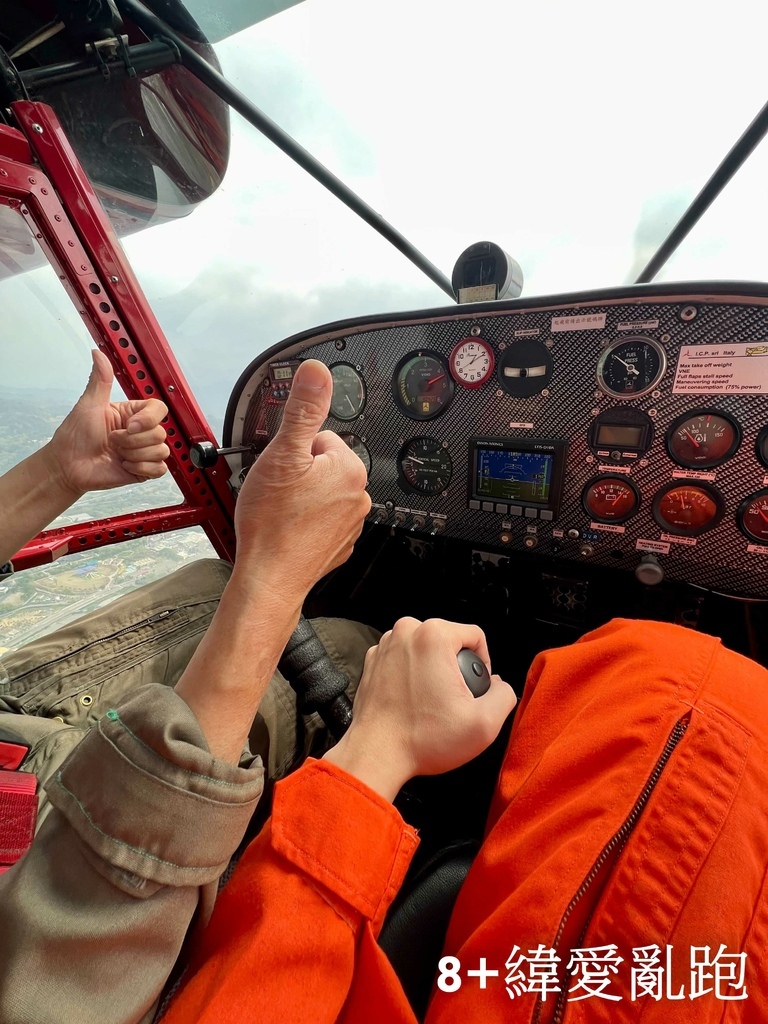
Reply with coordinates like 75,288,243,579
2,0,768,1016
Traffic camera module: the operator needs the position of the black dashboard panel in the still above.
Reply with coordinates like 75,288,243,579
224,283,768,597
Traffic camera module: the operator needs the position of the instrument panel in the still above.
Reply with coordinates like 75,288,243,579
225,282,768,597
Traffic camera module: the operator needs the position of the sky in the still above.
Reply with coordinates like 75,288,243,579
3,0,768,428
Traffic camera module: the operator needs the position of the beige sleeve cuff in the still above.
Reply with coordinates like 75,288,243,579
45,683,264,890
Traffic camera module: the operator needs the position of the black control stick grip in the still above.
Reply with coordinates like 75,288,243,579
278,615,353,738
457,649,492,697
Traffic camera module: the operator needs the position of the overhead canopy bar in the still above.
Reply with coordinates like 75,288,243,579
636,98,768,284
112,0,456,300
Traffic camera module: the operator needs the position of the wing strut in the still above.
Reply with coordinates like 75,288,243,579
636,98,768,284
112,0,456,301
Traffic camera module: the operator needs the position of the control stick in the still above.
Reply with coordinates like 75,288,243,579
456,649,492,697
190,440,254,469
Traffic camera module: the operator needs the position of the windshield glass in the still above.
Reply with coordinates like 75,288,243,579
119,0,768,430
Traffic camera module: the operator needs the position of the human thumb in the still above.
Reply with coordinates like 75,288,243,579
81,349,114,405
274,360,332,455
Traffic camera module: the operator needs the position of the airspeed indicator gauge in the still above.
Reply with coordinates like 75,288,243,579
398,437,452,494
330,363,366,421
449,338,495,389
597,337,666,399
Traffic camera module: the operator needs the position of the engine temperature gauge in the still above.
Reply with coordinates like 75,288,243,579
449,337,495,388
666,409,741,469
582,476,640,523
652,482,725,536
738,489,768,544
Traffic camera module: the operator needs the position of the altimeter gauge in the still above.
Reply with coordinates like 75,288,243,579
398,437,452,494
597,337,667,399
338,433,371,477
449,337,495,389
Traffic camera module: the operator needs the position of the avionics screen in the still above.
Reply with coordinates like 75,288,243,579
476,447,553,503
596,423,643,446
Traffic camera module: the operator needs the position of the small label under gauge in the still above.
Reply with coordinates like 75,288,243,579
514,328,540,338
636,539,671,554
509,422,534,429
591,522,625,534
671,470,717,482
618,319,660,331
747,544,768,555
661,533,697,546
598,464,632,475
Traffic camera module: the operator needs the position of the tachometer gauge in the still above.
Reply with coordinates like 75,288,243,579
338,433,371,477
449,337,495,389
394,351,454,420
652,482,724,536
329,363,366,420
398,437,452,494
582,476,640,523
738,489,768,544
596,337,667,399
666,410,740,469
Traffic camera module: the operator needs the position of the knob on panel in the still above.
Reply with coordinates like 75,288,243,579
635,555,664,586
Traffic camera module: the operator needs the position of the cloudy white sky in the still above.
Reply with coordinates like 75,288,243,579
4,0,768,428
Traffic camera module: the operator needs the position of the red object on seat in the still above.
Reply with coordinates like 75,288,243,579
0,771,38,875
0,736,30,772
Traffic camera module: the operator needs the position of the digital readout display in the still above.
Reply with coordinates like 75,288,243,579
476,448,553,503
273,366,293,381
596,423,643,447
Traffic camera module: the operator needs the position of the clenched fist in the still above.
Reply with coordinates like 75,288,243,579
233,359,371,602
49,349,169,495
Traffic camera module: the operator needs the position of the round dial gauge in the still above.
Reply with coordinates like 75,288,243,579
449,337,495,389
755,426,768,468
329,363,366,420
394,351,454,420
666,410,741,469
652,482,725,536
597,337,667,398
338,433,371,477
738,489,768,544
582,476,640,523
398,437,452,494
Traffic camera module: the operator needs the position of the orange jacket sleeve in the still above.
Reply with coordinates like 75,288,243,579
161,758,420,1024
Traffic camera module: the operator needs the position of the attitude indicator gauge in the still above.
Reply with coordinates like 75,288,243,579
597,337,667,399
666,410,741,469
449,337,495,389
738,489,768,544
398,437,452,494
329,363,366,421
652,482,724,536
582,476,640,523
394,351,454,420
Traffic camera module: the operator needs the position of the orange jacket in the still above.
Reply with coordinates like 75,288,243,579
163,619,768,1023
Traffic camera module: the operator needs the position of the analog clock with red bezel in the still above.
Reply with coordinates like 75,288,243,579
449,337,495,389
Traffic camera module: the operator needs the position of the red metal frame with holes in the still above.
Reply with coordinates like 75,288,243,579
1,102,237,571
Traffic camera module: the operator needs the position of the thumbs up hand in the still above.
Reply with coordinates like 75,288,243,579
233,359,371,600
48,349,170,497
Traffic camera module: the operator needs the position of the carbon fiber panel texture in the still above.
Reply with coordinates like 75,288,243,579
232,293,768,597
